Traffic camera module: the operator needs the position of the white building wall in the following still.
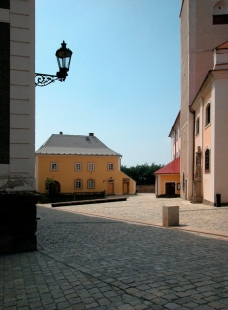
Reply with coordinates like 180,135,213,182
180,0,228,201
0,0,35,191
213,75,228,203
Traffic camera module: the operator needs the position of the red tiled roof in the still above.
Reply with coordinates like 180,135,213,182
154,157,180,175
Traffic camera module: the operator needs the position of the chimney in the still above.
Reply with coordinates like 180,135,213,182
60,131,63,135
89,133,94,136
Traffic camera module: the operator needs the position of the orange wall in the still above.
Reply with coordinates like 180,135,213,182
36,154,135,195
156,174,180,196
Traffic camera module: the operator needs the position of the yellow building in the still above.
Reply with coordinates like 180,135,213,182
154,157,180,198
35,133,135,195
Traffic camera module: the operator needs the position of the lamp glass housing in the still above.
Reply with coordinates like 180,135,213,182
55,41,72,79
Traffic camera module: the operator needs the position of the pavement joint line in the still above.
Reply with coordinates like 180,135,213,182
36,247,156,305
51,208,228,239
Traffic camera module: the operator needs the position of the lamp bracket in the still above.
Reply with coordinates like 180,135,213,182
35,73,59,87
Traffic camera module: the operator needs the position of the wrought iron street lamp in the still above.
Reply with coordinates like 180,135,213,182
35,41,73,87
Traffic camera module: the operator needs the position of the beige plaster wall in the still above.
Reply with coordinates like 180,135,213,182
0,0,35,191
213,76,228,203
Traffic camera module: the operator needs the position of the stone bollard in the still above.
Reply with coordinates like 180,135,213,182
163,206,179,227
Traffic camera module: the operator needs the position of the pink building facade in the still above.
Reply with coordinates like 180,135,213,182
190,42,228,205
178,0,228,205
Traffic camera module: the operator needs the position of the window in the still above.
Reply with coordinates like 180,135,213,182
88,163,94,171
196,117,200,135
213,14,228,24
205,103,211,126
205,149,210,172
212,0,228,24
87,179,95,189
108,163,114,170
75,163,82,171
74,180,83,189
50,162,58,171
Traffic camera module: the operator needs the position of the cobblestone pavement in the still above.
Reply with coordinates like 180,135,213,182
48,194,228,233
1,194,228,310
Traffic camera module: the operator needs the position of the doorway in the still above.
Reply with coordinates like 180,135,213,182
107,180,114,195
165,182,175,198
123,179,129,194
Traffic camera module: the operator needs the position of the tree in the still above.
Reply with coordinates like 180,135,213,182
45,178,57,197
121,163,164,185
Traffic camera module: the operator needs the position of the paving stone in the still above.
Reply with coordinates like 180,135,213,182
117,305,135,310
85,302,100,309
134,306,148,310
182,302,198,308
98,298,111,306
103,291,118,298
207,301,227,309
204,295,220,302
164,302,180,309
193,306,215,310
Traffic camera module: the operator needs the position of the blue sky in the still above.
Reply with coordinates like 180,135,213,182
35,0,180,167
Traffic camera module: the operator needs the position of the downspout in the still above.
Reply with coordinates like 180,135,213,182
189,105,195,187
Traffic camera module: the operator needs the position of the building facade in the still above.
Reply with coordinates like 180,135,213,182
190,42,228,205
0,0,37,254
180,0,228,202
0,0,35,191
36,133,136,196
169,111,181,161
154,157,180,198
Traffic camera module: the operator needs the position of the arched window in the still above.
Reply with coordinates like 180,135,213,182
205,148,210,172
205,103,211,126
213,0,228,24
196,117,200,135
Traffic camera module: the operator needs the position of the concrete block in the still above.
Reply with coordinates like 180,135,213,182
10,100,29,114
163,206,179,227
10,128,29,143
11,70,30,86
11,41,30,57
11,0,29,15
10,159,29,173
0,8,10,23
11,28,30,43
10,144,29,158
10,13,29,29
10,114,29,128
11,56,30,71
11,85,29,100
